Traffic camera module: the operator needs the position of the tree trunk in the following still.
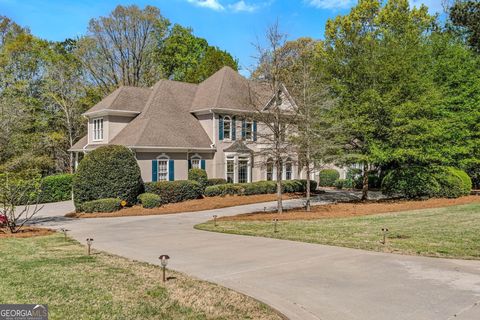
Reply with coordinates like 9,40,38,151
305,159,311,212
276,160,283,214
361,162,369,201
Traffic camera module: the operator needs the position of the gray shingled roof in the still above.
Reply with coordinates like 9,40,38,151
109,80,212,148
86,86,152,114
191,66,271,112
223,141,253,153
71,67,274,151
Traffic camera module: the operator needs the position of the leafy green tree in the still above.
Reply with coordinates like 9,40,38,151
156,24,238,83
322,0,440,199
449,0,480,53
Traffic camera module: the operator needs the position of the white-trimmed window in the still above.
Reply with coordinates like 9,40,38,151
285,158,293,180
191,155,201,169
93,118,104,141
158,157,169,181
223,116,232,140
226,157,235,183
244,118,253,140
266,158,273,181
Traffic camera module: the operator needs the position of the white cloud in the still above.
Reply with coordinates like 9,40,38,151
306,0,355,10
187,0,225,11
228,0,258,12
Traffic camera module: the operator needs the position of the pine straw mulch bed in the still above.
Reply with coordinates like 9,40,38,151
218,195,480,222
0,226,55,238
67,193,301,219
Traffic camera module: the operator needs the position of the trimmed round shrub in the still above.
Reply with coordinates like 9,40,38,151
73,145,143,209
204,184,245,197
80,198,122,213
137,193,161,209
188,168,208,191
40,174,74,203
334,179,346,189
448,167,472,195
319,169,340,187
207,178,227,186
145,180,202,204
282,180,304,193
381,167,440,199
381,166,471,199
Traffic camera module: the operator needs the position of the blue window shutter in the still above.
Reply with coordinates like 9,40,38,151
232,116,236,140
219,116,224,140
152,160,158,182
201,159,206,170
169,160,175,181
242,119,246,139
253,120,257,141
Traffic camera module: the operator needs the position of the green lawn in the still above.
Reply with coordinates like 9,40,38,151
196,203,480,260
0,234,281,320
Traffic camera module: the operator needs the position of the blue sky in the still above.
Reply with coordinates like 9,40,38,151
1,0,443,74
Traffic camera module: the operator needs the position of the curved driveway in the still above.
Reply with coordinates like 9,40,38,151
34,199,480,320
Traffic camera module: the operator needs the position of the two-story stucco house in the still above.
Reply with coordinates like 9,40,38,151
70,66,314,183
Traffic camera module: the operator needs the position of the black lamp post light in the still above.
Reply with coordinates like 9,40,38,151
159,255,170,282
86,238,94,255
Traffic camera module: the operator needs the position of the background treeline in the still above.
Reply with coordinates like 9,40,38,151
0,5,238,175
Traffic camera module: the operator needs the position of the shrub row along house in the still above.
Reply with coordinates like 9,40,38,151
71,66,342,183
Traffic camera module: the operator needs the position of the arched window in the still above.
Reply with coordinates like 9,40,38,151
190,154,201,169
266,158,273,181
223,116,232,140
157,155,169,181
285,158,293,180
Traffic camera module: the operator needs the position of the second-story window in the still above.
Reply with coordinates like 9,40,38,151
223,116,232,140
93,118,104,141
244,118,253,140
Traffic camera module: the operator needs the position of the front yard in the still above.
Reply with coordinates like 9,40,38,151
0,234,282,320
196,198,480,260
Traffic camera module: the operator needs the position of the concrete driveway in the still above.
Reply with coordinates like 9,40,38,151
33,199,480,320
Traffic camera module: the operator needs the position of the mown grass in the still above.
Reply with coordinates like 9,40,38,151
0,234,281,320
196,203,480,260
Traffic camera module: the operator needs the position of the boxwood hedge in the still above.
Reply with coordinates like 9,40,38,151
137,193,162,209
80,198,122,213
145,180,203,204
40,174,73,203
319,169,340,187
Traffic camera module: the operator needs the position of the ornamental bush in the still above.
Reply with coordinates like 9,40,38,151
73,145,144,209
80,198,122,213
381,167,440,199
137,193,162,209
334,179,346,189
188,168,208,191
204,179,316,197
204,184,245,197
319,169,340,187
145,180,203,204
40,174,74,203
207,178,227,186
381,166,472,199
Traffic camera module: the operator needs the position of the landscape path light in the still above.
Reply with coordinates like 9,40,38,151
213,215,218,227
86,238,94,255
59,228,69,240
273,218,279,233
381,228,389,245
159,255,170,282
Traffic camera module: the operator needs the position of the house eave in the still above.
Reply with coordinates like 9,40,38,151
83,109,141,117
